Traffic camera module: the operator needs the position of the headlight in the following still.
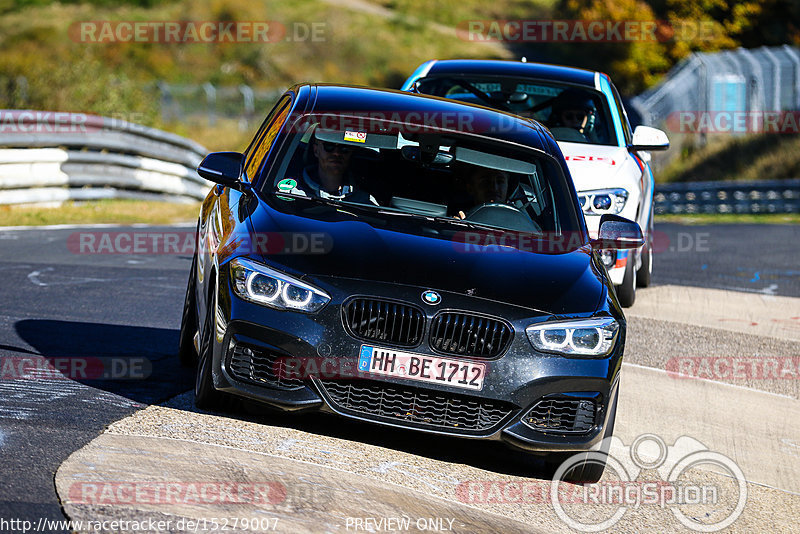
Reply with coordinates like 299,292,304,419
599,250,616,268
230,258,330,313
578,188,628,215
526,317,619,357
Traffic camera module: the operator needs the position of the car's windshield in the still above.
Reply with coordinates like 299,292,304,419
415,76,617,146
259,118,584,241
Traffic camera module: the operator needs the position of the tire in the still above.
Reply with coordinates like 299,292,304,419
616,255,637,307
178,253,199,367
194,286,232,411
637,210,654,288
546,388,619,483
636,241,652,288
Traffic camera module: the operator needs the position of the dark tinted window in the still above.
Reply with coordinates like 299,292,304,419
259,117,584,240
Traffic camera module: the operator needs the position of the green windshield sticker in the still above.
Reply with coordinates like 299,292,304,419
277,178,297,192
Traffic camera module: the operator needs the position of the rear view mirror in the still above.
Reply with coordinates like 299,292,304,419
197,152,244,187
401,145,454,166
591,214,644,250
629,126,669,152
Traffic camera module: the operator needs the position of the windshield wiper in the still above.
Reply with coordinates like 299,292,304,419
271,192,542,234
442,77,512,112
272,192,438,220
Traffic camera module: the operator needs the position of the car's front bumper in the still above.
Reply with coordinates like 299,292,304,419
209,273,625,454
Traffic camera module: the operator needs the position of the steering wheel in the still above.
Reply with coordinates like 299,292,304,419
464,202,542,234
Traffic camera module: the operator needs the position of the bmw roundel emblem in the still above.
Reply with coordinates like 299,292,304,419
421,290,441,305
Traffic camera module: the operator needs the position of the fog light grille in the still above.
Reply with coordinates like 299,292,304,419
228,343,305,391
522,398,596,433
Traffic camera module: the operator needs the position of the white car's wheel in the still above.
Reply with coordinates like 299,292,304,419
637,209,654,287
636,241,652,287
616,257,636,307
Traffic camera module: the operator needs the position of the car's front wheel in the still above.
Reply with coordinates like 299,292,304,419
195,287,233,411
178,253,199,367
546,388,618,483
616,256,636,307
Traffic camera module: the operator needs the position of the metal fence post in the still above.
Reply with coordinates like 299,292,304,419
202,82,217,126
783,45,800,110
239,84,255,131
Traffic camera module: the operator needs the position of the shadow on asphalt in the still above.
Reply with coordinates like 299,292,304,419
14,319,194,405
13,319,552,480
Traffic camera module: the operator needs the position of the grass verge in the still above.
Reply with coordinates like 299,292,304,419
0,200,201,227
659,134,800,183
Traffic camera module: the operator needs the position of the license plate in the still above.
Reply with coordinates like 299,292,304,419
357,345,486,391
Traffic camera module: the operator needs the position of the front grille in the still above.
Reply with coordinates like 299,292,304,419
522,398,596,433
343,298,425,347
429,312,513,358
228,344,305,391
318,379,517,433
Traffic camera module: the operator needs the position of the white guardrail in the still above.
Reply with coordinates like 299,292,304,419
0,111,212,205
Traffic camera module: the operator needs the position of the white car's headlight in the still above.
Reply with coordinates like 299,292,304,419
230,258,330,313
526,317,619,357
578,188,628,215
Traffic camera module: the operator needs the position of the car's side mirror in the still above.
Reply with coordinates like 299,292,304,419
591,214,644,250
197,152,245,188
628,125,669,152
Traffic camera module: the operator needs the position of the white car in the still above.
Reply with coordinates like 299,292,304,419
403,59,669,306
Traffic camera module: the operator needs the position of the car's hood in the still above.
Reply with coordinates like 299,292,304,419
248,201,605,315
557,142,629,193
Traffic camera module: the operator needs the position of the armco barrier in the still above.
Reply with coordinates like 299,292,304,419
654,179,800,215
0,111,212,205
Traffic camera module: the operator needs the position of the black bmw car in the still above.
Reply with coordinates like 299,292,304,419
179,84,643,481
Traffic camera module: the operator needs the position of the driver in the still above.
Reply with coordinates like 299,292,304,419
288,135,377,205
465,166,509,204
548,89,597,138
454,165,511,219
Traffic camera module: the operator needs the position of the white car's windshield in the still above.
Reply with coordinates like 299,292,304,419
415,76,617,146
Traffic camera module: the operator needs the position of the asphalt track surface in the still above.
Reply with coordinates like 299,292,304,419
0,222,796,532
652,223,799,297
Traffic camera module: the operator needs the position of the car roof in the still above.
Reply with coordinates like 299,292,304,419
293,83,559,155
421,59,599,88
